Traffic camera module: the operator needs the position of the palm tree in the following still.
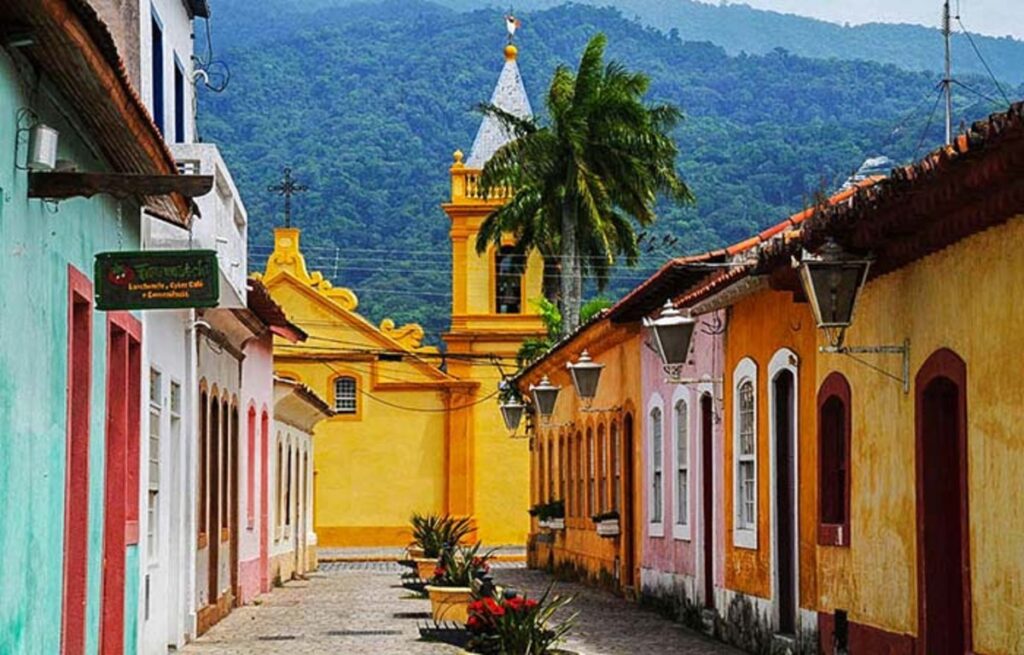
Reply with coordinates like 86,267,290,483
475,33,692,335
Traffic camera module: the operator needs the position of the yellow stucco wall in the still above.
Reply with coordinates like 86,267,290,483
260,228,478,547
814,215,1024,653
443,163,548,546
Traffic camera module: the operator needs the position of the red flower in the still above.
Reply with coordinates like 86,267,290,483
506,597,527,613
433,566,447,579
525,599,539,610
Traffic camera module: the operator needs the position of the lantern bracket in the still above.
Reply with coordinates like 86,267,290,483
820,338,910,394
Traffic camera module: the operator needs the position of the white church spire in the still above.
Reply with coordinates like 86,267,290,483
466,25,533,168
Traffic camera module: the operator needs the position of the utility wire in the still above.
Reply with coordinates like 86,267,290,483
955,16,1012,107
951,79,1004,108
314,359,502,413
914,85,947,159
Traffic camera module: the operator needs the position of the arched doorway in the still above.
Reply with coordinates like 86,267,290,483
772,369,797,635
915,349,971,655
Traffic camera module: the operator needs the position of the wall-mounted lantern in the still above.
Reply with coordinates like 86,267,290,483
499,399,526,433
566,350,604,408
797,238,873,339
529,376,561,424
644,301,697,376
796,238,909,393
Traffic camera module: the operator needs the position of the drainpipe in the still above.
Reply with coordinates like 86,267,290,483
183,311,207,638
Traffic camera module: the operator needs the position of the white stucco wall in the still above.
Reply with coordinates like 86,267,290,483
269,421,315,581
136,3,200,653
139,0,195,144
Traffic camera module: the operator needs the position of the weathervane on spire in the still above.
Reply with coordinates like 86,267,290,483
505,10,522,44
267,167,308,228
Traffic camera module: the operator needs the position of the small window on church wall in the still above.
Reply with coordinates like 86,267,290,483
334,376,357,414
495,246,523,314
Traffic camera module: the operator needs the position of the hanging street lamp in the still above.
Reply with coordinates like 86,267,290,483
566,350,605,408
644,301,697,377
797,238,873,341
529,376,561,424
499,398,527,434
796,237,909,393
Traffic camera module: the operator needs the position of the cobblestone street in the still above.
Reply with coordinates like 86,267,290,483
181,563,742,654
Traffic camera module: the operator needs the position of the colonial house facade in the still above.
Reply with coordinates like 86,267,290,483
521,103,1024,655
0,1,195,653
270,377,333,583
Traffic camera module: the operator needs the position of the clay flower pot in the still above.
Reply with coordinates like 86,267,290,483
407,546,426,559
424,585,474,624
413,557,439,580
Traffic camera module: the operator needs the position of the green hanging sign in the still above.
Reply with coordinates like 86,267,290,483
95,250,220,311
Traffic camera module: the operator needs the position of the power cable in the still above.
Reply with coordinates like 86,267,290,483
955,15,1012,107
315,359,502,413
914,85,947,159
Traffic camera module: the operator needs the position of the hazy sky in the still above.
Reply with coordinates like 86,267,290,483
712,0,1024,39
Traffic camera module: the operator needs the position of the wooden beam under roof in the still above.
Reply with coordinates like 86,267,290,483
28,171,213,200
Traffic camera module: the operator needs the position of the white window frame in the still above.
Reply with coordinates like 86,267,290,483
733,357,759,550
672,386,691,541
647,393,665,537
147,367,162,565
334,376,357,414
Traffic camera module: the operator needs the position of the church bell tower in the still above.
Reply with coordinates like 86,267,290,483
441,39,546,545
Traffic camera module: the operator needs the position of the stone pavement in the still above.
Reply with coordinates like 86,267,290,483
180,563,741,654
317,545,527,561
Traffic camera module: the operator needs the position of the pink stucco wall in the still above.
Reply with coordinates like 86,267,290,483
240,333,275,587
640,310,726,590
237,557,262,605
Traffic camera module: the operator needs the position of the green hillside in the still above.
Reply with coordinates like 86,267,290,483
213,0,1024,85
199,1,1013,342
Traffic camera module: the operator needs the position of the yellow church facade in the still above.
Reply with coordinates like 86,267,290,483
258,43,545,547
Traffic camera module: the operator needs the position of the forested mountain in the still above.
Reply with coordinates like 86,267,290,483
213,0,1024,84
200,0,1016,341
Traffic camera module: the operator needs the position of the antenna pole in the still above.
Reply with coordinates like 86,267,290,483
943,0,954,145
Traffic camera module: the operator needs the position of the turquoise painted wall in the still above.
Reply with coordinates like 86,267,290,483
0,50,141,654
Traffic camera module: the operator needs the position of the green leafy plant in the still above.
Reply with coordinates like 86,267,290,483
430,542,494,588
410,513,476,559
516,297,614,367
466,586,577,655
589,510,620,523
530,500,565,521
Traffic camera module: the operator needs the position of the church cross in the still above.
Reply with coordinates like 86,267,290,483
267,167,308,228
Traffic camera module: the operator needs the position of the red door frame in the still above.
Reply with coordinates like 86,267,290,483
914,348,972,655
99,311,141,655
62,266,93,655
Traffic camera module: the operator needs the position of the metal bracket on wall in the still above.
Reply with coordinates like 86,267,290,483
820,338,911,394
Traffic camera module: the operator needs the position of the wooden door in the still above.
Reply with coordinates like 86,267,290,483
773,370,796,635
916,350,971,655
208,399,220,605
701,394,715,609
622,413,636,589
229,405,240,604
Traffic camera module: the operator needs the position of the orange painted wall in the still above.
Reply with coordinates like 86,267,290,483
722,287,819,608
521,321,644,588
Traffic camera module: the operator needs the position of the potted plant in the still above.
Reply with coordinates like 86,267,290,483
409,513,476,579
464,586,576,654
534,500,565,531
591,510,620,537
425,543,493,624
